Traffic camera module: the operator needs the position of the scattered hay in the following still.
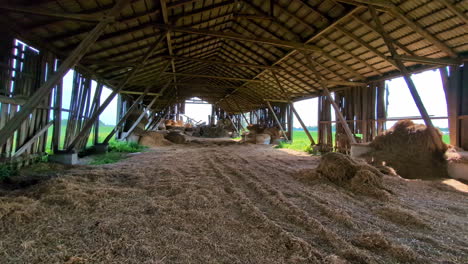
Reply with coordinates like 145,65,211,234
304,152,390,199
350,169,388,200
353,232,421,263
375,205,428,228
138,131,172,147
366,120,448,179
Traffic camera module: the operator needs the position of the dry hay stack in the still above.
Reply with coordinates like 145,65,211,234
164,131,186,144
315,152,389,199
138,131,172,147
367,120,448,179
196,125,229,138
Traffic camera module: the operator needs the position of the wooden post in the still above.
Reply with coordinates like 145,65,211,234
122,80,172,140
0,0,131,149
13,122,53,157
302,54,357,144
371,7,444,150
266,101,288,141
440,67,459,146
230,99,249,125
66,45,170,151
227,114,240,134
270,70,315,145
103,88,150,144
52,76,63,153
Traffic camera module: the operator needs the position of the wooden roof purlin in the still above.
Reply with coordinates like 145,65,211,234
0,0,466,113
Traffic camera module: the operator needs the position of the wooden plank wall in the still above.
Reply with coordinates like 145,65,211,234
0,37,105,166
318,82,386,153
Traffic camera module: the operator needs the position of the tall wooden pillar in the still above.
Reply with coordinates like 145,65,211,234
445,64,468,149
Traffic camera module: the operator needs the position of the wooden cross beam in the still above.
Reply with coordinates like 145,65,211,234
302,54,357,145
122,80,172,140
370,6,445,150
265,101,289,141
161,72,264,83
157,55,280,70
65,35,170,151
0,0,132,149
270,70,316,145
0,6,115,23
153,24,322,52
215,6,364,105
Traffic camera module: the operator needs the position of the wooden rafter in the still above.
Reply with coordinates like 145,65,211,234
153,24,322,52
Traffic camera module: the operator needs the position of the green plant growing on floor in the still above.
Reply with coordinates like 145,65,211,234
109,140,147,153
0,165,16,181
89,152,127,165
89,141,147,165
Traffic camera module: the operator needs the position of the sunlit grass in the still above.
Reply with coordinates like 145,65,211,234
277,130,451,153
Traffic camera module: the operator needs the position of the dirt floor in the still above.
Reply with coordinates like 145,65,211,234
1,138,467,264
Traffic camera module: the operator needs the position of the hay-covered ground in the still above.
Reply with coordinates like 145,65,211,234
1,140,467,263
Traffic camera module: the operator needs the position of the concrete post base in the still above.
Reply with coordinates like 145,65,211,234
350,143,373,158
94,143,109,154
49,151,78,165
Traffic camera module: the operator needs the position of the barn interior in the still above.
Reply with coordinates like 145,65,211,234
0,0,468,263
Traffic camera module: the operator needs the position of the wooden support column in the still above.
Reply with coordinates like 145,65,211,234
66,35,169,151
302,55,357,144
92,83,103,145
230,99,249,125
103,90,148,144
371,7,444,150
287,104,293,141
270,70,315,145
122,80,172,140
0,0,131,149
13,122,53,157
440,67,459,146
266,101,289,141
52,75,63,153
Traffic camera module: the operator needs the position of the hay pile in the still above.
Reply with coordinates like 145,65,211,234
138,131,172,147
243,124,282,144
195,125,229,138
315,152,390,199
366,120,448,179
165,131,186,144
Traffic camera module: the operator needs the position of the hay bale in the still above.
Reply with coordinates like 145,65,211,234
165,131,186,144
317,152,358,185
139,131,172,147
367,120,448,179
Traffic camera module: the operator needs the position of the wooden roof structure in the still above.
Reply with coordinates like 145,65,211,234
1,0,467,113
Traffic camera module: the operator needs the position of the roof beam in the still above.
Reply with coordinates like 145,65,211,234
336,0,457,57
0,6,115,23
158,55,280,70
396,55,462,66
153,24,322,52
161,72,264,83
215,5,364,104
438,0,468,24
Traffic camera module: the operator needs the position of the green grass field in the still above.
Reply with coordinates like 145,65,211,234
278,130,451,153
45,125,115,153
